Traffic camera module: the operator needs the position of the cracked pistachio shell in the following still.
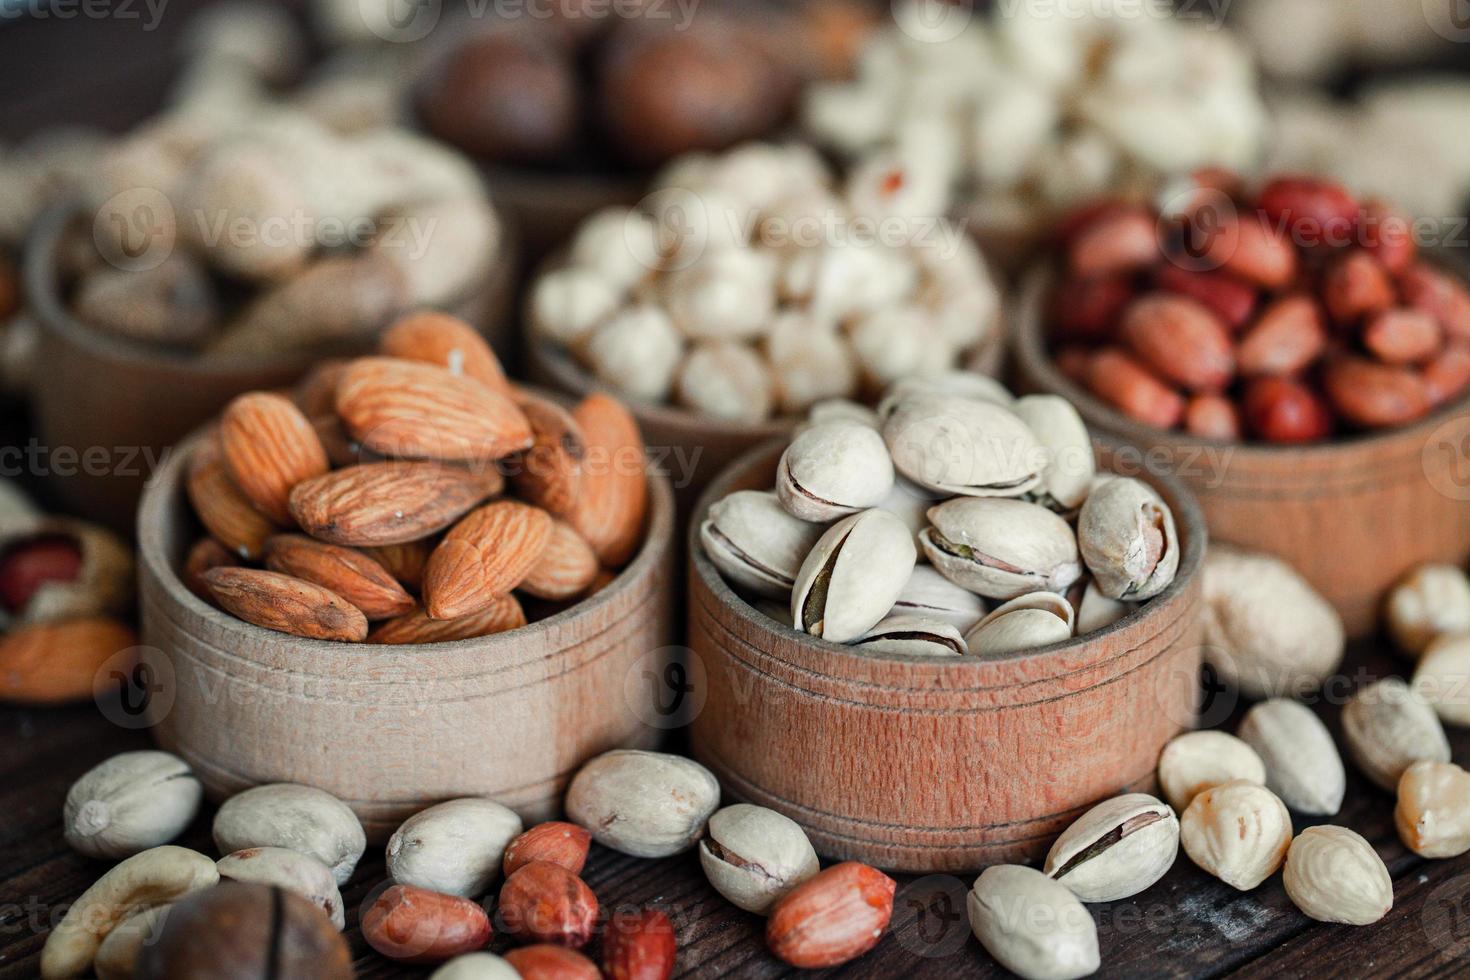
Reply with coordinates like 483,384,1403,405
921,497,1083,599
776,420,895,522
1283,826,1392,925
1412,633,1470,727
64,751,203,860
1395,760,1470,858
1077,477,1179,601
1342,678,1451,791
1043,793,1179,902
1180,780,1292,891
1013,395,1095,512
698,804,820,914
1386,564,1470,658
212,783,366,886
1073,580,1134,635
791,509,917,643
700,490,826,598
877,373,1015,419
964,592,1075,657
1236,699,1345,816
565,750,720,858
854,614,969,657
798,398,881,435
968,865,1100,980
882,393,1045,497
875,477,934,550
890,565,987,633
1157,731,1265,814
386,798,523,898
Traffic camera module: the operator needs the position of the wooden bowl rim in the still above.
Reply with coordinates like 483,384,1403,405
1013,263,1470,458
689,435,1207,672
24,196,518,377
138,422,676,662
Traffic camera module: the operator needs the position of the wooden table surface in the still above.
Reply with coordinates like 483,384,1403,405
2,637,1470,979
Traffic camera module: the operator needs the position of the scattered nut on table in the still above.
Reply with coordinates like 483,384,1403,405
216,846,345,930
766,861,895,969
63,751,202,860
1411,633,1470,727
1386,564,1470,657
1341,677,1451,791
386,798,523,898
968,864,1100,980
1043,793,1179,903
565,750,720,858
1282,826,1393,925
1180,780,1292,891
1157,731,1266,814
211,783,366,886
1236,698,1345,816
1395,759,1470,858
699,803,821,914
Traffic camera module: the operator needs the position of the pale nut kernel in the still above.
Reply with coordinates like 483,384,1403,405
1341,677,1451,791
565,750,720,858
1157,730,1266,814
698,803,820,914
1179,780,1292,891
968,865,1100,980
1282,826,1393,926
386,798,523,898
583,305,683,403
63,751,203,860
212,783,366,886
674,341,774,422
530,266,621,346
427,952,521,980
1236,698,1345,816
1043,793,1179,903
216,846,345,930
1386,564,1470,658
1395,760,1470,859
1411,632,1470,727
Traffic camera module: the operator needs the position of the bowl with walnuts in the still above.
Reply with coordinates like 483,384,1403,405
1013,171,1470,635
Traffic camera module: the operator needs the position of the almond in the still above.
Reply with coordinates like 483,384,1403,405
568,395,648,567
498,861,598,948
1364,309,1442,366
187,445,279,560
379,311,513,397
366,595,526,644
1049,274,1133,342
218,392,329,524
1184,394,1241,441
504,823,592,877
766,861,895,969
289,462,499,547
1120,293,1234,391
362,883,493,964
291,359,350,418
1236,294,1326,377
508,392,586,519
183,537,240,604
1084,348,1185,429
602,908,676,980
0,617,137,704
1323,252,1394,327
1199,215,1297,290
1067,207,1159,278
424,501,553,619
1424,341,1470,406
1153,264,1257,330
519,521,599,601
203,567,368,642
335,356,532,463
504,945,600,980
311,413,364,469
1323,356,1431,428
1243,377,1333,443
264,534,415,620
1399,263,1470,340
361,538,435,594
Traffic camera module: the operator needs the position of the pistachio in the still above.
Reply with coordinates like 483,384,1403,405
776,420,895,523
386,798,523,898
212,783,366,886
1180,780,1292,891
1157,731,1266,814
1043,793,1179,902
64,751,203,860
217,847,345,930
1236,699,1345,816
1013,394,1095,512
698,803,820,914
791,509,917,643
967,865,1100,980
1073,580,1135,634
921,497,1083,600
855,614,969,657
889,565,987,633
964,592,1075,657
1411,633,1470,726
1394,760,1470,858
883,393,1045,497
877,373,1015,420
1386,563,1470,657
1282,826,1392,925
700,491,826,599
675,341,774,422
1341,677,1451,791
565,750,720,858
799,398,880,434
874,477,934,549
1076,477,1178,601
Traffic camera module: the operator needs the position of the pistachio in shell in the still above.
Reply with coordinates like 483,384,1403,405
921,497,1083,599
790,509,916,643
1077,476,1179,601
700,490,826,599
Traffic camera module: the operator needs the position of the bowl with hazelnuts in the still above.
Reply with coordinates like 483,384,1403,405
1013,172,1470,635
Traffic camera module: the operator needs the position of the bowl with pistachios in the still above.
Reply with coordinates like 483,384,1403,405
687,376,1206,872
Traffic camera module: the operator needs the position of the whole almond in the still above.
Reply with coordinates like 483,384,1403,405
188,446,278,560
265,534,414,620
602,908,676,980
1067,207,1158,277
1120,294,1234,391
766,862,895,969
367,596,526,644
1364,308,1442,365
0,617,137,704
1323,252,1395,326
219,392,329,524
568,394,648,567
292,360,350,418
1236,295,1326,377
1153,264,1257,330
1322,356,1430,428
503,945,599,979
1400,262,1470,339
1201,216,1297,289
1084,348,1185,429
183,537,240,603
289,462,499,547
203,567,368,642
1341,677,1451,790
1395,760,1470,858
362,538,436,594
498,861,598,948
1236,698,1345,817
424,501,553,619
508,393,586,519
1282,825,1392,925
503,823,592,877
335,357,532,462
379,312,513,397
519,521,599,601
362,883,493,964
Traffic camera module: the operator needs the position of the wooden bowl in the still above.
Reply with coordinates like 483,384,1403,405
686,440,1207,873
1012,266,1470,637
136,429,675,843
24,200,520,530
